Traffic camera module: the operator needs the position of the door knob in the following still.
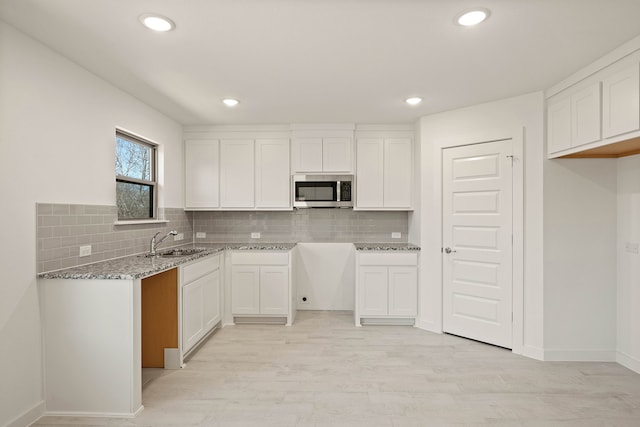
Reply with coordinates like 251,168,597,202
444,247,456,254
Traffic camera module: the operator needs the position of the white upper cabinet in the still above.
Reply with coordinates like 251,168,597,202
255,139,290,208
292,137,353,173
602,62,640,139
547,83,601,156
356,138,384,207
220,139,254,208
384,138,413,208
322,137,352,172
547,97,572,154
356,137,412,209
184,129,292,210
293,138,323,172
571,83,601,146
546,45,640,159
185,140,219,209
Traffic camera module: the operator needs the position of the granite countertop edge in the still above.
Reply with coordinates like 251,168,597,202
39,242,420,280
354,243,421,251
39,243,297,280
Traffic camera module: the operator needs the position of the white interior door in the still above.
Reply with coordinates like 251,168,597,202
442,139,513,349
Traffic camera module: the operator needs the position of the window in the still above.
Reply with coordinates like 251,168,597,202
115,130,157,220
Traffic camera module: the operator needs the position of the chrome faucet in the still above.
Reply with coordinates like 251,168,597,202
150,230,178,255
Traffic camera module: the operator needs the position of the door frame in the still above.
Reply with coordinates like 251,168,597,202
440,130,524,354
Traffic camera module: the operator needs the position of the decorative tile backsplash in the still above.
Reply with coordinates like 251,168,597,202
36,204,193,273
37,203,409,273
192,209,409,244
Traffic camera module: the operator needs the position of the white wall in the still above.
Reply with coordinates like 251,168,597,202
412,92,545,359
295,243,355,311
543,159,617,360
0,21,183,426
617,154,640,371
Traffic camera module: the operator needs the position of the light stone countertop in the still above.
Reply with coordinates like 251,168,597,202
39,243,297,280
354,243,421,251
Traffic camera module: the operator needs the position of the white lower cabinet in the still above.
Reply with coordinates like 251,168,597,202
181,254,221,356
355,252,418,326
230,251,293,324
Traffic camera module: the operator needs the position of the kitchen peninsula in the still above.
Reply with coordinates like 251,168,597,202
38,243,295,417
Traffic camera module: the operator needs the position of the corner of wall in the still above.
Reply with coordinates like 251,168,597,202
3,400,45,427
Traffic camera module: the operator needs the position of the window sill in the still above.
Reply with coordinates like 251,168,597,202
114,219,170,226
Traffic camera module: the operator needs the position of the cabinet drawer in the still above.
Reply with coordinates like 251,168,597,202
182,255,220,284
358,253,417,266
231,252,289,265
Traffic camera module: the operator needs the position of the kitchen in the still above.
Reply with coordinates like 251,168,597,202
2,1,640,426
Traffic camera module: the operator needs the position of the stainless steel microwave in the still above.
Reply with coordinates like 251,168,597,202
292,175,354,208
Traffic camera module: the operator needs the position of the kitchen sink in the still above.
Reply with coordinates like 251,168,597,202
139,248,206,258
158,248,206,257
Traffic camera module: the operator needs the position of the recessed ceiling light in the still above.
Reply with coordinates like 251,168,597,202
456,9,490,26
223,98,240,107
405,97,422,106
139,14,175,32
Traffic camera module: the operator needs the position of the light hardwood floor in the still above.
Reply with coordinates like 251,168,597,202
35,311,640,426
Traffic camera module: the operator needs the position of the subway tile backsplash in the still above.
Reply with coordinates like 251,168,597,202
36,203,193,273
192,209,409,244
37,203,409,273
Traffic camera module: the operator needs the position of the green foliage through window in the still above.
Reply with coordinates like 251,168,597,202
116,131,157,220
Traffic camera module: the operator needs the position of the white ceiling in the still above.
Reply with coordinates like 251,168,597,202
2,0,640,125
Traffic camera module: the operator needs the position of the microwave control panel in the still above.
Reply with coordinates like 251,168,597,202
340,181,352,201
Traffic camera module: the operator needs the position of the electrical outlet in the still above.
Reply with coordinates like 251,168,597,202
251,232,261,239
79,245,92,257
196,232,206,239
300,296,309,304
625,242,639,254
392,232,401,239
174,233,184,241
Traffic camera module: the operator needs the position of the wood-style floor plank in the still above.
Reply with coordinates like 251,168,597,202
35,311,640,426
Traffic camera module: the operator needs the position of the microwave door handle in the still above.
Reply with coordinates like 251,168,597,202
336,181,341,202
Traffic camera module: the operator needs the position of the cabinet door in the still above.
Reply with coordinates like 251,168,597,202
356,138,384,208
203,269,220,331
259,266,289,315
359,266,388,316
255,139,290,208
547,97,572,154
384,138,412,208
220,140,254,208
571,83,601,147
388,267,417,316
602,63,640,138
182,278,205,353
231,266,260,314
185,140,219,208
293,138,323,173
323,137,352,173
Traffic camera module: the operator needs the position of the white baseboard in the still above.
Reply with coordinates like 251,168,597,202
414,318,441,334
543,348,617,362
43,405,144,419
517,345,544,361
4,400,44,427
617,350,640,374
